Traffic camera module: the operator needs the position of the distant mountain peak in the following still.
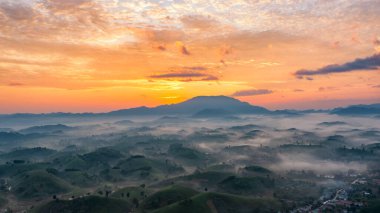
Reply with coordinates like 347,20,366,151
177,95,253,108
192,108,233,118
185,95,245,103
108,95,269,116
187,95,236,101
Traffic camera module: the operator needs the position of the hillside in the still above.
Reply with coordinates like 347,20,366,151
32,196,132,213
153,192,282,213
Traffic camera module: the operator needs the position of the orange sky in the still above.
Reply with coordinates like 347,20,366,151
0,0,379,113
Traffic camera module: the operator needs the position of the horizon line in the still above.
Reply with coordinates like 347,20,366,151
1,95,379,115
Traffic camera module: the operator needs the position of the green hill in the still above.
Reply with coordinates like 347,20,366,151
361,199,380,213
244,165,273,174
143,185,199,210
82,147,125,163
32,196,132,213
181,171,233,185
111,186,149,201
0,147,57,161
12,170,73,199
218,176,275,195
0,195,7,208
0,162,51,177
53,155,89,171
116,155,184,180
153,192,282,213
206,164,236,173
168,144,206,160
58,171,97,187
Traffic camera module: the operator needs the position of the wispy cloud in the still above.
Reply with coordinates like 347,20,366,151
149,65,217,82
7,82,24,86
295,54,380,78
150,72,205,78
180,46,190,55
0,1,35,20
149,72,218,82
293,89,304,92
232,89,273,97
374,37,380,52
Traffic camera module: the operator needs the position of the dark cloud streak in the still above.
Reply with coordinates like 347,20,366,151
181,46,190,55
232,89,273,97
150,72,206,78
295,54,380,77
149,72,218,82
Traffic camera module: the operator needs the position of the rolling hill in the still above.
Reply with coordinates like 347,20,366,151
152,192,282,213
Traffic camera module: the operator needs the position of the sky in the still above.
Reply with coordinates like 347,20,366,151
0,0,379,113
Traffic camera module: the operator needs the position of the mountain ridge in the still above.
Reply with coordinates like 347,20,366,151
0,96,379,116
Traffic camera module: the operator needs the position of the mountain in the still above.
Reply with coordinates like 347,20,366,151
1,96,379,120
0,132,44,143
331,103,380,115
0,147,57,161
19,124,75,134
109,96,270,116
192,108,233,118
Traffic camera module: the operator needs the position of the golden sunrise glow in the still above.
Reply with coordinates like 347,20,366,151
0,0,379,113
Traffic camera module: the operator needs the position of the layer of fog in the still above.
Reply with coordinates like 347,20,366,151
0,113,378,175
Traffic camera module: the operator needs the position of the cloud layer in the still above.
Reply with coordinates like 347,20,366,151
295,54,380,78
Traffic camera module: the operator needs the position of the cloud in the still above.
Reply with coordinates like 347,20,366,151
0,2,35,20
175,41,190,55
295,54,380,78
149,66,219,82
183,66,207,71
219,45,232,57
375,38,380,45
318,87,338,92
149,70,218,82
201,75,218,81
293,89,304,92
373,85,380,88
181,15,219,30
150,72,206,78
0,0,111,42
232,89,273,97
157,45,166,51
374,37,380,52
180,46,190,55
43,0,93,12
7,82,24,86
135,28,184,43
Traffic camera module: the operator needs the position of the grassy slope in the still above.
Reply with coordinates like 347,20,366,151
12,170,73,199
32,196,132,213
153,192,282,213
143,185,199,210
111,186,149,201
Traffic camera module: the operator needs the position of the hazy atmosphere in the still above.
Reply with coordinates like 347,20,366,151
0,1,379,213
0,0,380,113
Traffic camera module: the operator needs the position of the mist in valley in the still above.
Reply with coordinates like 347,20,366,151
0,109,379,212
